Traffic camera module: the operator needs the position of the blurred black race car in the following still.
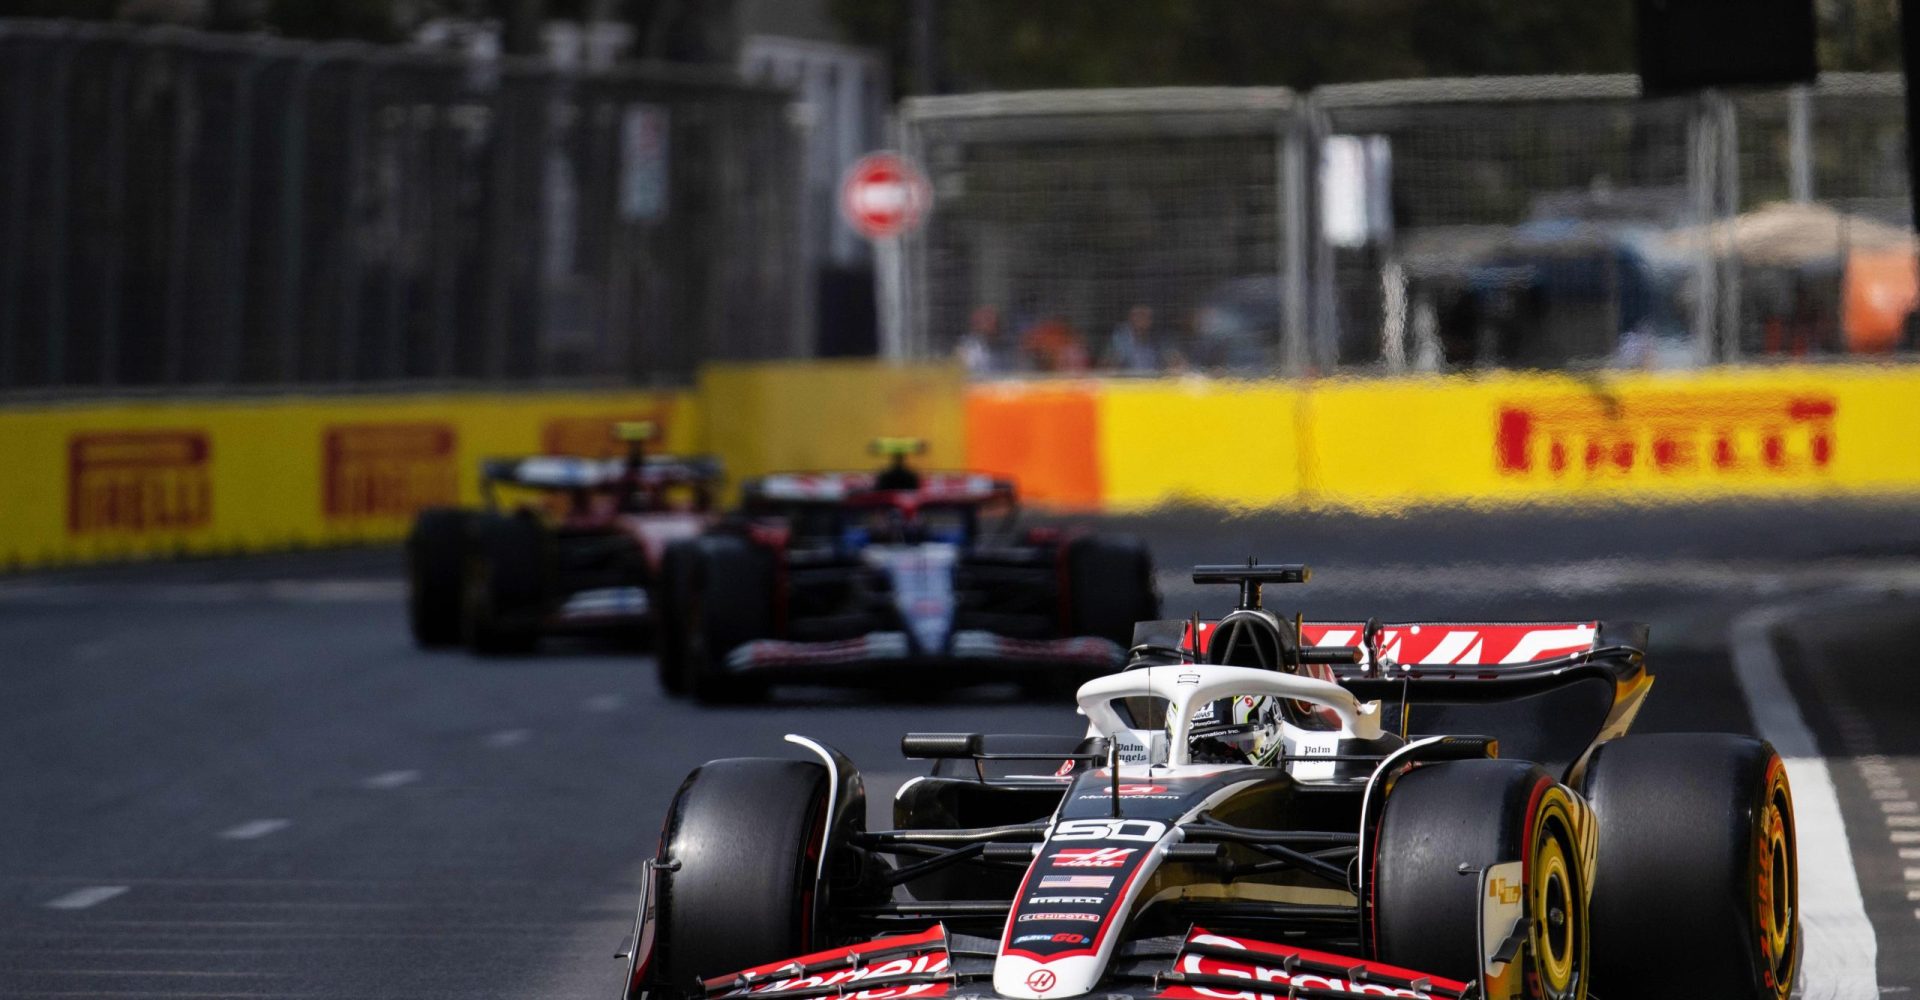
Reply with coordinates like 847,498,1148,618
406,423,719,654
620,561,1798,1000
654,439,1158,702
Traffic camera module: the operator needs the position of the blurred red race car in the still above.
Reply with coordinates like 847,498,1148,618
406,422,719,654
654,439,1159,702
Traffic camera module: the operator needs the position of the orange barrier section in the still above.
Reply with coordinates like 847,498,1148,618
963,382,1103,509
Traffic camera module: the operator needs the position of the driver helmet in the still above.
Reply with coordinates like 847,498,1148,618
1182,694,1282,765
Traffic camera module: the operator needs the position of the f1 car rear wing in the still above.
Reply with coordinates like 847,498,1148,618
1135,616,1649,695
1129,607,1652,777
742,472,1015,508
481,455,723,491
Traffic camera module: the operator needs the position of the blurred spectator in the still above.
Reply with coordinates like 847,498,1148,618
1101,304,1185,373
954,305,1016,376
1019,315,1090,373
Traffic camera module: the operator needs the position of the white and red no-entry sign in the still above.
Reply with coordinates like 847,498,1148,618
840,152,931,240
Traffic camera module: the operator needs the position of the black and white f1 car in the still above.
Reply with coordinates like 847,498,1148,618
406,423,719,653
653,440,1158,702
620,562,1798,1000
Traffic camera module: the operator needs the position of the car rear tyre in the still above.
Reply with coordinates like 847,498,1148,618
652,758,829,993
683,536,773,703
1067,534,1158,647
464,515,548,656
406,508,471,648
1579,733,1797,1000
654,540,698,694
1373,758,1589,999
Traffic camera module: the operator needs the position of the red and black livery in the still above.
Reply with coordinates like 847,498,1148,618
652,440,1157,702
618,561,1799,1000
405,422,719,654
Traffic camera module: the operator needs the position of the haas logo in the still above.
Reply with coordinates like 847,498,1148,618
1025,970,1057,993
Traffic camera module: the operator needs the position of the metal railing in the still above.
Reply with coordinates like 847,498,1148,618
0,20,805,396
894,74,1915,375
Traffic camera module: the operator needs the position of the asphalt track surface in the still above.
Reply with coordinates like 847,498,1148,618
4,501,1920,999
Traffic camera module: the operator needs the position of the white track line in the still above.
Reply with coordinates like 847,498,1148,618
361,770,420,790
43,885,128,910
217,819,290,841
581,693,625,712
484,729,530,749
1731,606,1877,1000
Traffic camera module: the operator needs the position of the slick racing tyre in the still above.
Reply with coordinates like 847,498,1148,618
406,508,472,648
651,758,830,994
463,514,549,656
1579,734,1797,1000
1373,758,1589,1000
1067,534,1158,647
681,536,773,704
653,540,699,695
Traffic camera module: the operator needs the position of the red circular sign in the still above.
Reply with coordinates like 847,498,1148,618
1025,969,1058,993
841,152,931,240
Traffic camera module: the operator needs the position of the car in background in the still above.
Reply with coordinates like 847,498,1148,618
620,561,1797,1000
654,439,1159,702
405,423,720,654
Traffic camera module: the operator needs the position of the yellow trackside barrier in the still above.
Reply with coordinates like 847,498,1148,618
1095,379,1309,513
963,363,1920,513
8,360,1920,570
1303,365,1918,509
0,390,696,570
697,360,966,496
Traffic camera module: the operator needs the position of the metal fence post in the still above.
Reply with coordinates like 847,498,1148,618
45,37,74,386
0,34,23,389
276,54,316,383
336,57,369,381
223,53,260,383
1306,98,1339,375
1716,91,1742,363
888,110,919,361
1688,91,1721,366
482,74,513,380
163,50,193,385
1787,84,1813,202
430,81,460,382
1280,105,1309,376
100,44,130,387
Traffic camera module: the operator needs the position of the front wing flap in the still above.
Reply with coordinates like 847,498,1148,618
683,926,1472,1000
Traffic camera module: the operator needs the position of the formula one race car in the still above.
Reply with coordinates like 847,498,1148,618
406,423,719,653
620,562,1798,1000
652,439,1158,702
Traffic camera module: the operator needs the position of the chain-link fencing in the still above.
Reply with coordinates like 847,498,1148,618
895,73,1915,376
897,88,1306,374
0,20,803,396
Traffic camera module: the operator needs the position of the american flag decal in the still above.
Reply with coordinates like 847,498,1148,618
1039,874,1114,889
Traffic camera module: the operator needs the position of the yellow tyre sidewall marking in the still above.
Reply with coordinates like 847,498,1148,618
1531,788,1588,1000
1755,759,1798,998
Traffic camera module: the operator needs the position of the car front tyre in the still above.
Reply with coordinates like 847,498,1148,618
649,758,829,994
1372,758,1589,1000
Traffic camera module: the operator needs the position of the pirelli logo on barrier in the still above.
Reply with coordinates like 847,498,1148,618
323,423,458,521
67,430,213,535
1495,392,1837,481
